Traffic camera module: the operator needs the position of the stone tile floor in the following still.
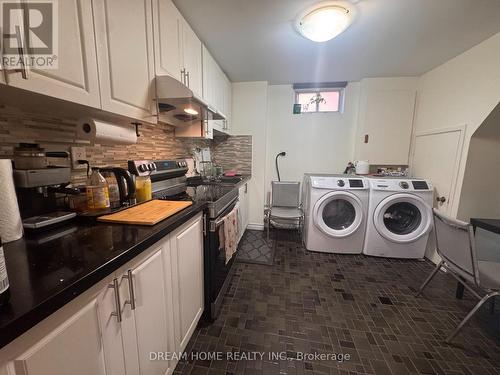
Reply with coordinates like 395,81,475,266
174,230,500,375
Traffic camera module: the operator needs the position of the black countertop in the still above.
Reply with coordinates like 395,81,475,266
471,218,500,235
0,201,206,349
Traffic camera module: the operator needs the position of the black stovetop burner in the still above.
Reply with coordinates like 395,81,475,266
154,183,235,204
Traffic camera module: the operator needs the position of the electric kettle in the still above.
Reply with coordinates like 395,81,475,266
354,160,370,175
100,167,136,207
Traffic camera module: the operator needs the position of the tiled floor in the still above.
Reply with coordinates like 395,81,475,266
175,230,500,375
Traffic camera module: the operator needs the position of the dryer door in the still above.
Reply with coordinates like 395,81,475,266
373,193,433,243
313,191,364,238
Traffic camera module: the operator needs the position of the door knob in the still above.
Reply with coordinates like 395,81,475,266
436,196,446,203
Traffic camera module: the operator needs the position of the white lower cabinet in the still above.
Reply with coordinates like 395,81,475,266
239,182,250,236
13,300,106,375
169,215,204,352
4,213,204,375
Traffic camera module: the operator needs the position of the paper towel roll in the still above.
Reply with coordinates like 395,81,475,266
0,160,23,243
77,118,138,145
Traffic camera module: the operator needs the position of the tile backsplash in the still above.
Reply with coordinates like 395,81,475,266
0,105,252,184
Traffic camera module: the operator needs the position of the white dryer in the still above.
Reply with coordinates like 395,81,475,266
303,174,369,254
363,178,434,259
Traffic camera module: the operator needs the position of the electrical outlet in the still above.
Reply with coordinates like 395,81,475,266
71,146,87,170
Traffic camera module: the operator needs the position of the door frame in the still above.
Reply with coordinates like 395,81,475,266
409,125,467,215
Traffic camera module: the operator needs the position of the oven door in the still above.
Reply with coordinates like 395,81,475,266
205,198,239,320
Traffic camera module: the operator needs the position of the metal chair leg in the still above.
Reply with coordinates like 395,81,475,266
415,260,444,297
446,291,500,343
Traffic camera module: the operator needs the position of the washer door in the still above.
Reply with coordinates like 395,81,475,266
313,191,363,237
374,193,432,243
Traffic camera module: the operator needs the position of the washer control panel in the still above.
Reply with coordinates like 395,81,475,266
310,176,367,190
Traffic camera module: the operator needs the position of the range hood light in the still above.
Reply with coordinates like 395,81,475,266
184,107,199,116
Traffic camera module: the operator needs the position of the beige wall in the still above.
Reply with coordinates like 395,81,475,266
457,103,500,221
265,83,360,184
231,81,269,228
413,32,500,216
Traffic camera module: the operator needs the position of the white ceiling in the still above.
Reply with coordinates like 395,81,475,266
173,0,500,84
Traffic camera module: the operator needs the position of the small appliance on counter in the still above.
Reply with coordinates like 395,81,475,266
14,167,79,232
354,160,370,175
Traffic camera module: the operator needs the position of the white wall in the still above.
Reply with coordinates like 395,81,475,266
231,81,269,228
457,103,500,221
354,77,418,165
413,31,500,217
265,83,360,183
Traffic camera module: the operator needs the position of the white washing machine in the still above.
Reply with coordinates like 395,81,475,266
303,174,369,254
363,177,434,259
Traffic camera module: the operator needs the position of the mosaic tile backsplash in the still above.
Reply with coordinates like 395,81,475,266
0,105,252,184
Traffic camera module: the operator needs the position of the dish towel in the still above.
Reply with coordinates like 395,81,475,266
223,205,239,264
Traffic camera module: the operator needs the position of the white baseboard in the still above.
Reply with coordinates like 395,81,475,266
247,223,264,231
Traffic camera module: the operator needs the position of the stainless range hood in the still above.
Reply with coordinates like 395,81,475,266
156,75,225,127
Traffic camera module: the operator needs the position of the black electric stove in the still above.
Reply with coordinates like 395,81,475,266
128,159,240,321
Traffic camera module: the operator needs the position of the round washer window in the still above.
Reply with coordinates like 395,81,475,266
322,199,356,230
383,202,422,235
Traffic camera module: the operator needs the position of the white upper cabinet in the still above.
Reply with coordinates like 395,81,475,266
152,0,183,81
152,0,202,97
5,0,100,108
182,21,203,98
14,300,106,375
202,45,232,134
354,77,418,165
93,0,156,123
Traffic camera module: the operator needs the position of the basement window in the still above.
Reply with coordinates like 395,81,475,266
293,82,347,114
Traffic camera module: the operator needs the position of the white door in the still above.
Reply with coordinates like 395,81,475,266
170,214,204,352
182,21,202,98
313,191,363,237
411,127,465,214
410,126,465,262
120,247,174,375
6,0,100,107
152,0,183,81
93,0,156,122
14,300,106,375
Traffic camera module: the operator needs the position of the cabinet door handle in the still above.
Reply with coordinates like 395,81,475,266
108,278,122,323
203,119,209,135
180,68,186,84
186,71,190,87
14,26,29,80
245,183,248,193
202,215,207,236
122,270,136,310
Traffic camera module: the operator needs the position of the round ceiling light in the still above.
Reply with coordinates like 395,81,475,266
295,1,356,42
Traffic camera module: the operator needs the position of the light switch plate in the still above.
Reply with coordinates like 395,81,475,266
71,146,87,169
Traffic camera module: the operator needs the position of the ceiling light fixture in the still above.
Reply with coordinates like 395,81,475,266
184,107,198,116
295,1,356,43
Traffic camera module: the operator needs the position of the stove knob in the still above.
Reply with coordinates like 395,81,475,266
148,163,156,171
400,181,409,189
337,180,345,187
138,164,147,173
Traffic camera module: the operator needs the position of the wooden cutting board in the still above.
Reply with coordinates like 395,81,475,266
97,200,193,225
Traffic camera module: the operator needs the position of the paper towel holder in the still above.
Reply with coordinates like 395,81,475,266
131,122,141,138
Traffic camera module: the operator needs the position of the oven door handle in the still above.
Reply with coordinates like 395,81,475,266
210,200,239,232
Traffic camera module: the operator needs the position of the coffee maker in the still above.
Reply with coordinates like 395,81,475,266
13,167,78,230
